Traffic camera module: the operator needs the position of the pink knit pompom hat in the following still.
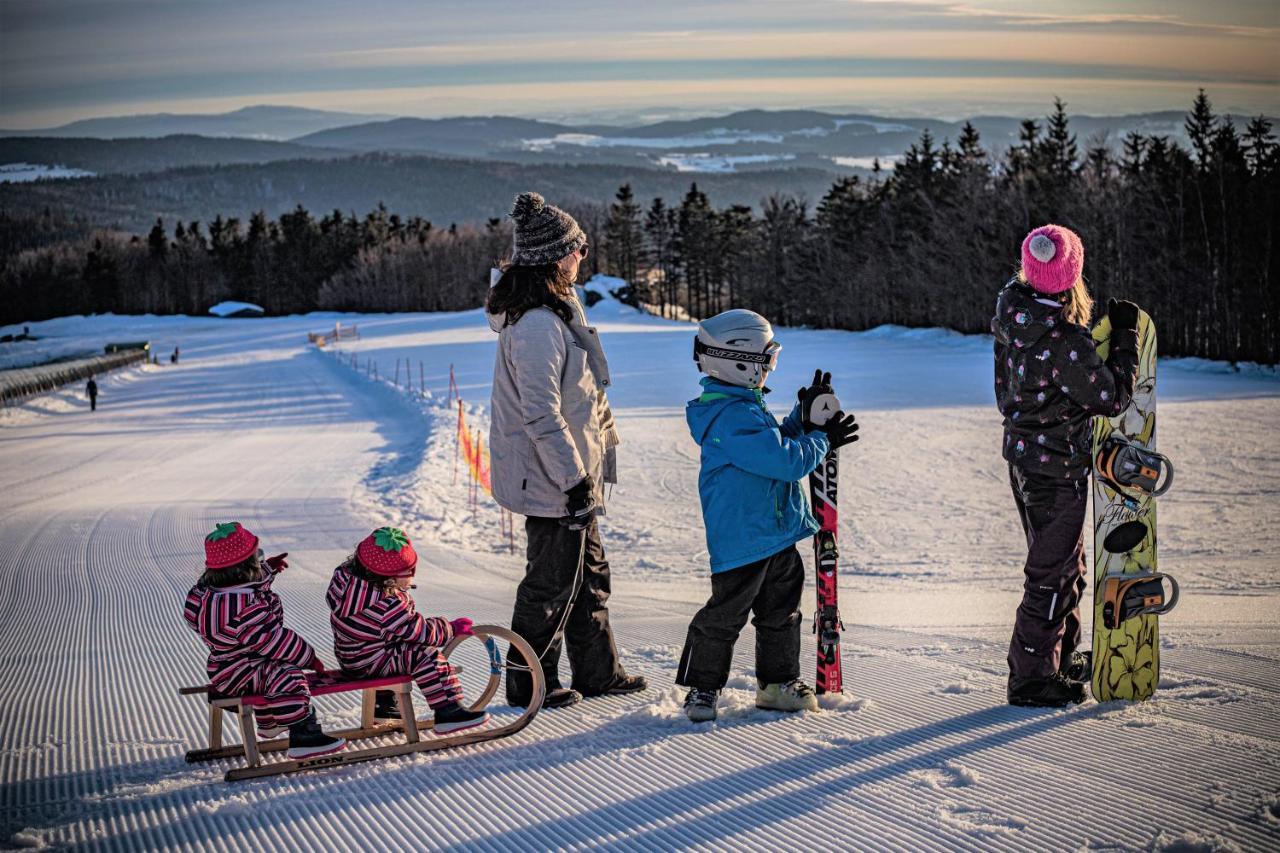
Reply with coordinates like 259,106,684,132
356,527,418,578
1020,224,1084,295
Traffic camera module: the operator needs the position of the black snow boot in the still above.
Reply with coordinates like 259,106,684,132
286,711,346,759
1059,650,1092,683
1007,672,1087,708
433,704,491,734
581,673,648,698
544,687,583,709
372,689,401,721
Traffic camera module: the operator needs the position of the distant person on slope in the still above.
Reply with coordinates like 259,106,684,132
183,522,345,759
993,224,1141,708
486,191,646,710
86,375,98,411
678,310,859,722
326,527,489,734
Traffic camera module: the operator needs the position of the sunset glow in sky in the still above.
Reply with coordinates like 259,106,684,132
1,0,1276,127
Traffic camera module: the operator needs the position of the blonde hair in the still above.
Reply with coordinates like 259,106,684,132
1017,269,1094,327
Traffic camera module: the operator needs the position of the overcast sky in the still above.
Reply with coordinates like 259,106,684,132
1,0,1276,127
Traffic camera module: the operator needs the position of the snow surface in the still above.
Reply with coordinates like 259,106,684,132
2,290,1278,851
0,163,96,183
655,153,797,173
521,130,787,151
207,301,265,318
830,155,901,170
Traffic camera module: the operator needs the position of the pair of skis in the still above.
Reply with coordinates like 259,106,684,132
807,392,844,695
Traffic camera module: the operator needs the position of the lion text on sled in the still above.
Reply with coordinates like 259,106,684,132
179,625,543,781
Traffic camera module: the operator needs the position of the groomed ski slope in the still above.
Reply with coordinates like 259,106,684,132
2,287,1278,852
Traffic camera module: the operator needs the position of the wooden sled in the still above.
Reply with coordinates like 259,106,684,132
179,625,544,781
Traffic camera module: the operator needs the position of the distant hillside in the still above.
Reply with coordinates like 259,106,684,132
0,154,841,235
296,116,575,156
0,105,392,141
285,107,1224,172
3,107,1245,182
0,136,341,176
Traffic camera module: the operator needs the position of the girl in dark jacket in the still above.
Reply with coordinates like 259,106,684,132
992,224,1141,707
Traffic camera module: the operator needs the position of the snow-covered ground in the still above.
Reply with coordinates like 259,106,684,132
2,290,1277,851
0,163,96,183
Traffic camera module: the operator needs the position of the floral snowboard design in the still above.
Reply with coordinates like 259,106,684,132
1090,311,1161,701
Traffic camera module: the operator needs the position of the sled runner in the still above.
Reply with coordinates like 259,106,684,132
179,625,543,781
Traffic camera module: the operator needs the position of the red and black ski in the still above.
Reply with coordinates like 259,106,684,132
808,397,844,694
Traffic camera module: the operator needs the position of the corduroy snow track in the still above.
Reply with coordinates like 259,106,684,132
1,298,1277,851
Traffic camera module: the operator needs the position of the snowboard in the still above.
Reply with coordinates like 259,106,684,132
1090,310,1178,702
807,392,844,694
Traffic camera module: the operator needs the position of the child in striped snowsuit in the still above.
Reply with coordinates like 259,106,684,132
326,527,489,734
183,522,345,759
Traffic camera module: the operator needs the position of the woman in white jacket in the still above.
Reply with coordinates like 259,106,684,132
486,192,647,709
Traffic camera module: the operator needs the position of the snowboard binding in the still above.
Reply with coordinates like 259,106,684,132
1101,571,1180,629
1095,436,1173,498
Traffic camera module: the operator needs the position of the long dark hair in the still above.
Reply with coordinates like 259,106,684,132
200,551,264,589
486,262,576,328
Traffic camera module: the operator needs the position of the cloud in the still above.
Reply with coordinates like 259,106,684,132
1,0,1276,126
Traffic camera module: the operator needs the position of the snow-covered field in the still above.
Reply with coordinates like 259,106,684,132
2,289,1278,851
0,163,96,183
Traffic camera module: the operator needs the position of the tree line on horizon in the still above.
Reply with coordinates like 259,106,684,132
1,92,1275,363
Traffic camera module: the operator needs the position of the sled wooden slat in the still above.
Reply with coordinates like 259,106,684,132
178,626,542,781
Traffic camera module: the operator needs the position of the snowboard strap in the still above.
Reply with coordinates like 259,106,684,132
1095,436,1174,497
1101,571,1180,629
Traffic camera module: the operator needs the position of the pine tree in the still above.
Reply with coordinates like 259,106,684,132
1243,116,1276,175
1186,88,1217,169
604,183,643,286
147,219,167,259
644,197,678,317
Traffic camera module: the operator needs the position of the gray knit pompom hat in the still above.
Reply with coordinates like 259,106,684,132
508,191,586,266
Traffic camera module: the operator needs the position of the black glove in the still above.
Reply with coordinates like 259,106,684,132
797,369,837,431
820,411,860,450
1107,299,1140,333
562,475,598,530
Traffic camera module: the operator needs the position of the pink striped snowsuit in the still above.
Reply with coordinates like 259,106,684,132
326,567,462,709
183,571,316,732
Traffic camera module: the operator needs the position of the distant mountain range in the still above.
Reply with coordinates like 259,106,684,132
0,154,843,236
1,104,1238,181
0,106,392,141
0,135,345,176
2,104,1266,240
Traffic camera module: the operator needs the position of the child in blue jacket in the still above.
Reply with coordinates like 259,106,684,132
677,310,859,722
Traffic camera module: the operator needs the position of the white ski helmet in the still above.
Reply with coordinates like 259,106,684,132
694,309,780,389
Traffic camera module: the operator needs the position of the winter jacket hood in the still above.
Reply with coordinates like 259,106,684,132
686,378,827,573
182,570,315,692
992,278,1139,479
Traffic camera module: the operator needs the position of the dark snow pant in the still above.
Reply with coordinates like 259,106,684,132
89,395,96,411
1007,464,1089,681
676,545,804,691
506,516,623,705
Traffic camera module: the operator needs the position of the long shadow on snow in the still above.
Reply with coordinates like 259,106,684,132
41,703,1086,851
436,703,1088,851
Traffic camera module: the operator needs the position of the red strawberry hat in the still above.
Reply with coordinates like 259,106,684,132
204,522,259,570
357,527,418,577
